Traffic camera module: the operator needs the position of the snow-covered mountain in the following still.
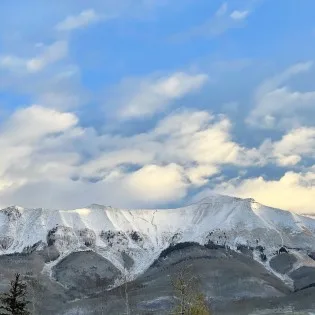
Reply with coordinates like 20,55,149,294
0,194,315,279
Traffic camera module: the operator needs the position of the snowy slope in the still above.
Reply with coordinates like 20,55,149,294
0,194,315,278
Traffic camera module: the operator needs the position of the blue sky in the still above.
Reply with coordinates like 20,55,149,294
1,0,315,213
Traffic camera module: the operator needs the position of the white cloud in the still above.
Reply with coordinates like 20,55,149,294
249,126,315,167
215,169,315,214
0,103,314,211
0,105,80,195
230,10,249,20
276,155,301,167
55,9,102,32
154,110,212,136
115,72,208,119
83,110,254,180
186,164,219,186
1,57,85,111
81,149,154,179
256,62,313,97
0,105,260,208
54,0,165,33
171,1,256,41
146,110,260,168
26,41,68,73
248,61,315,129
0,41,68,74
155,113,240,165
125,164,188,204
272,127,315,165
1,105,77,143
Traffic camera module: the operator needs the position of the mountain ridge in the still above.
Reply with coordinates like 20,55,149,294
0,194,315,282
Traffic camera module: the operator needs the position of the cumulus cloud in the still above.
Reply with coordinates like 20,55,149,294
0,102,315,212
55,9,102,32
113,72,208,119
0,105,261,209
125,164,188,204
233,125,315,169
248,61,315,129
83,109,257,180
251,126,315,167
132,110,260,169
3,105,77,141
215,169,315,214
186,165,219,186
272,127,315,165
0,105,81,196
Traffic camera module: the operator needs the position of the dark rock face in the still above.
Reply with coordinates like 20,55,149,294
290,266,315,291
0,237,14,250
46,226,76,247
76,228,96,247
270,253,297,274
100,230,128,247
169,232,182,246
156,242,200,261
260,253,267,261
205,240,226,250
308,251,315,261
238,247,253,258
278,246,288,254
256,245,265,253
1,206,22,221
23,241,46,254
46,226,96,249
129,231,143,243
52,251,122,294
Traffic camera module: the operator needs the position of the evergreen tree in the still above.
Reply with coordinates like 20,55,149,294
0,273,30,315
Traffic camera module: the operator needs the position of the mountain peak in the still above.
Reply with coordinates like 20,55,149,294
194,194,257,207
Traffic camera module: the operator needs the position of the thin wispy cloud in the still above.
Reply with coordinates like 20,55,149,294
170,1,256,41
230,10,249,20
113,72,209,119
55,9,103,32
0,41,68,74
27,41,68,72
248,61,315,129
